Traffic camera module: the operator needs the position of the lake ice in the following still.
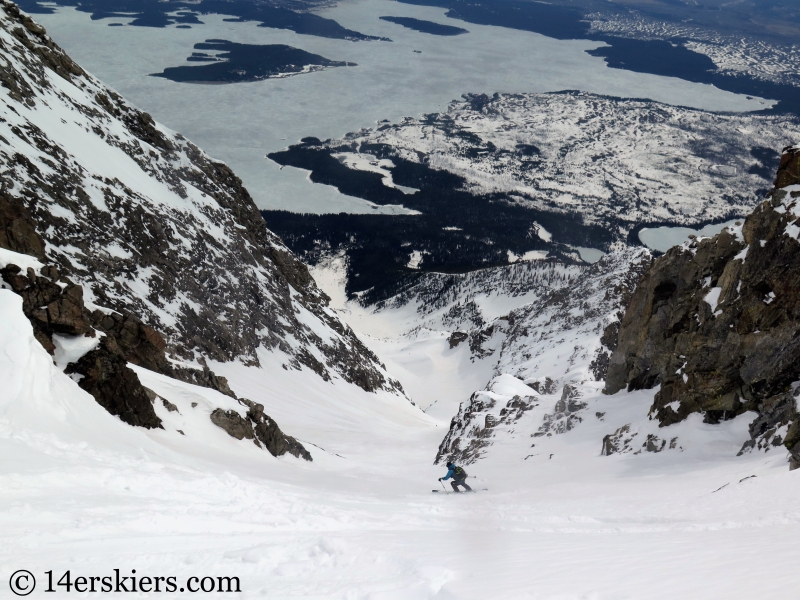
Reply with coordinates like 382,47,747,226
34,0,771,214
638,220,742,253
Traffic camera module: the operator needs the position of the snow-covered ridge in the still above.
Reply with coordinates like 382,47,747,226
372,259,586,334
0,1,400,393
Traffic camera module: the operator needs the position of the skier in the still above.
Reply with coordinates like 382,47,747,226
439,461,472,492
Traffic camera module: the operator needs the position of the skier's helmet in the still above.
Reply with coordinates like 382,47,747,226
446,462,454,468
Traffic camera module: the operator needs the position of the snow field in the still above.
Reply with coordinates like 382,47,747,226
3,279,800,598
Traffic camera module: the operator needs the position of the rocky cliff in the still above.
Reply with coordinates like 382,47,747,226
606,144,800,467
0,1,400,396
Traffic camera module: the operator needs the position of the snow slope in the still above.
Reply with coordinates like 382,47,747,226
4,279,800,600
308,253,587,421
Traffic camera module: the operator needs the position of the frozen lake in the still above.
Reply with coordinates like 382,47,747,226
36,0,770,213
638,220,741,253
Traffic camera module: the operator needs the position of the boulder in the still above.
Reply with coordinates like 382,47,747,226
67,341,163,429
210,409,254,441
448,331,469,348
243,400,312,461
91,309,170,374
209,401,312,461
1,263,93,350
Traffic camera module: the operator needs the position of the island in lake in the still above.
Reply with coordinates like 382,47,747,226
151,40,356,84
379,16,468,36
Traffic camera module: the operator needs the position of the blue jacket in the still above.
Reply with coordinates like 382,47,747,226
443,465,463,480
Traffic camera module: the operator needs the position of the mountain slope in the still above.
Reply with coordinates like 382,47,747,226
0,0,400,396
434,247,650,464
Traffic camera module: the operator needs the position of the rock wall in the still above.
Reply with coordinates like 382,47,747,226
606,144,800,467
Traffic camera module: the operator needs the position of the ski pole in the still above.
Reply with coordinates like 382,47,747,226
440,479,447,492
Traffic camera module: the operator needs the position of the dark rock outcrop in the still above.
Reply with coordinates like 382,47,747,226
2,2,84,83
0,193,45,259
90,310,170,374
171,365,237,398
86,308,241,401
606,144,800,467
0,262,92,351
211,400,312,461
66,342,163,429
590,320,622,381
435,391,498,465
1,259,164,429
534,384,587,437
600,425,680,456
0,197,164,428
243,400,312,461
527,377,558,395
161,397,179,413
210,408,255,441
0,189,308,462
447,331,468,349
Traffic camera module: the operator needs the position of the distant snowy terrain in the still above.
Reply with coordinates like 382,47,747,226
264,90,795,300
371,259,586,333
31,0,770,215
589,13,800,88
305,91,794,232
